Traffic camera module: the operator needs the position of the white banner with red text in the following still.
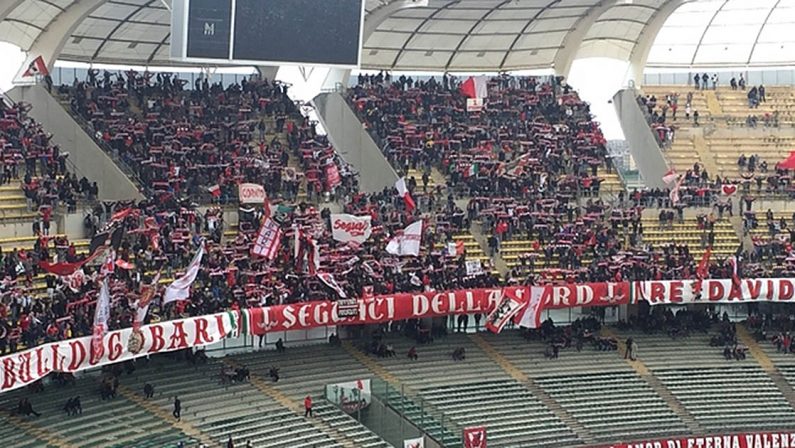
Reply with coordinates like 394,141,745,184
595,431,795,448
0,312,235,393
330,214,372,245
238,183,267,204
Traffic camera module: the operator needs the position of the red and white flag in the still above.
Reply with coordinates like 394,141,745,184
22,56,49,77
662,169,678,185
446,241,465,257
208,184,221,198
163,244,205,304
395,177,416,213
669,176,685,204
115,259,135,270
134,272,161,330
100,249,116,277
251,218,282,260
65,269,86,293
517,286,546,329
485,287,528,334
317,273,347,298
91,279,111,361
386,220,423,257
460,76,488,99
404,437,425,448
463,427,487,448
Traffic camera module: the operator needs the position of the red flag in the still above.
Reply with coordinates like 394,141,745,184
110,207,136,222
459,76,488,99
39,249,104,276
696,247,711,279
208,184,221,198
22,56,49,77
728,256,741,290
779,152,795,170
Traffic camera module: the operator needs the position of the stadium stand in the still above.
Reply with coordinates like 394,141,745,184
6,2,795,447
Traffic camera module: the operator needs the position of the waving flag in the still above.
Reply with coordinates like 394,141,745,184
251,218,282,260
696,247,712,280
386,220,423,256
662,169,678,185
486,287,528,334
22,56,49,77
91,279,111,361
460,76,488,99
395,177,416,213
133,272,161,330
163,244,205,304
517,286,546,329
317,273,347,298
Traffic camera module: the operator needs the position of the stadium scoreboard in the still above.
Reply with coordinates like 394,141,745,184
170,0,365,67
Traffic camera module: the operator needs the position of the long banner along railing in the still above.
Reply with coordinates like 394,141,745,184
3,278,795,392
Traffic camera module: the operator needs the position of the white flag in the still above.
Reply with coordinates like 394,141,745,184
91,278,111,359
386,220,423,257
163,244,205,305
662,169,678,185
330,214,372,244
518,286,545,329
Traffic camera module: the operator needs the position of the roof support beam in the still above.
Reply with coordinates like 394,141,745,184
13,0,106,85
627,0,690,87
747,0,780,65
443,0,511,71
690,0,728,66
499,0,560,71
552,0,627,77
364,0,429,42
0,0,25,23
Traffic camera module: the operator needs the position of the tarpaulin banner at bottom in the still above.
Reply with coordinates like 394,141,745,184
595,431,795,448
403,437,425,448
463,426,487,448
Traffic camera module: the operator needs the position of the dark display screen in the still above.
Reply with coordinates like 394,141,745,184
232,0,362,66
186,0,233,59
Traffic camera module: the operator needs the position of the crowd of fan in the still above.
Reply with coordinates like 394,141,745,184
0,173,501,354
64,70,352,202
0,73,788,359
0,99,96,212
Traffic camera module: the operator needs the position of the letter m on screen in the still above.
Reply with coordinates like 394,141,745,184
204,22,215,36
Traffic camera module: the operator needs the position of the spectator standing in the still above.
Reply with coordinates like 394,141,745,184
304,395,313,417
144,383,154,399
173,396,181,421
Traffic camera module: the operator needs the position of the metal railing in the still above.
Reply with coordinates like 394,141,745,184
367,377,462,447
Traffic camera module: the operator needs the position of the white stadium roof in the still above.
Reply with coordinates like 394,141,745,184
0,0,793,74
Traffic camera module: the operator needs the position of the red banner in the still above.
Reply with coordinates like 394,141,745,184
596,431,795,448
244,288,511,335
546,282,630,308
